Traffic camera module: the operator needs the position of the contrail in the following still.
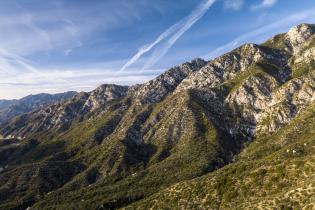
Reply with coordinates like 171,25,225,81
143,0,215,70
117,22,180,74
0,49,40,74
0,48,70,84
118,0,216,74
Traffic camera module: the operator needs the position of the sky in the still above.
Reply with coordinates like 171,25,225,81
1,0,315,99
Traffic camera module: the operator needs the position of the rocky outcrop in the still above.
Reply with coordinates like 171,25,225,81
133,58,206,104
286,23,315,54
83,84,128,112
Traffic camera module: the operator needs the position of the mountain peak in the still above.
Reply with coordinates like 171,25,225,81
84,84,129,111
286,23,315,50
287,23,315,41
288,23,315,35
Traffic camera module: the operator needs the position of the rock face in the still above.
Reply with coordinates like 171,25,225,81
83,84,129,111
0,23,314,210
286,23,315,54
132,58,207,104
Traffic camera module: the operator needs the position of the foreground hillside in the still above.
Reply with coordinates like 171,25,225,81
129,104,315,209
0,23,314,210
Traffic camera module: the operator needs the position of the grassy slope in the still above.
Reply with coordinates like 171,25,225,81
30,91,239,210
125,37,315,210
0,99,131,209
127,102,315,210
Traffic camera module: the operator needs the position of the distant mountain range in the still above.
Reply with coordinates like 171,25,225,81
0,100,16,112
0,92,76,126
0,23,314,210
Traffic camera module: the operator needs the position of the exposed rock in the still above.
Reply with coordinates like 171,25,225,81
286,23,315,54
133,58,206,104
83,84,128,111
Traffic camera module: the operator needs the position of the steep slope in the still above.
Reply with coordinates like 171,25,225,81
0,59,207,210
0,23,314,210
0,85,128,138
0,92,76,126
125,23,315,210
132,58,207,104
0,59,206,139
128,102,315,210
30,91,238,210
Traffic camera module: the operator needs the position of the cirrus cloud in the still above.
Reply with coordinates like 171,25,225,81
223,0,244,11
251,0,277,10
119,0,216,73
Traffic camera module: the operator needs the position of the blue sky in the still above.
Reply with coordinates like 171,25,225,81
1,0,315,99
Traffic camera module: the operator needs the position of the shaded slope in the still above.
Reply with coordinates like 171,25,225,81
31,90,239,210
128,102,315,210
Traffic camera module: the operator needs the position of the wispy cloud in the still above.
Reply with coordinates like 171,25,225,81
0,49,40,74
119,0,216,73
118,23,180,73
64,49,73,56
0,0,163,57
0,0,168,99
142,0,216,70
223,0,244,11
251,0,277,10
0,48,71,88
203,6,315,59
0,67,164,99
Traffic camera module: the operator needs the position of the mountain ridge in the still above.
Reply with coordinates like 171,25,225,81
0,23,314,210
